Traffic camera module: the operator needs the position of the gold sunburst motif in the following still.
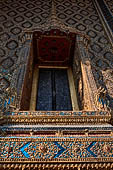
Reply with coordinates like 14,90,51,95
39,144,48,153
103,143,111,153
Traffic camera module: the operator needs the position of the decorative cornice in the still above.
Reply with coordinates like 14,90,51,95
2,111,111,125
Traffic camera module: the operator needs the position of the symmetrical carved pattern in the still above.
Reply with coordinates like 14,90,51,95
0,0,112,112
0,137,113,162
3,111,111,125
0,0,113,168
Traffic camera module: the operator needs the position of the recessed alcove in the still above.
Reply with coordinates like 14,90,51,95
19,29,97,112
20,30,82,111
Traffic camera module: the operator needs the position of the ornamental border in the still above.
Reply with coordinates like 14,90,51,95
4,115,111,124
0,157,113,163
0,137,113,142
0,137,113,163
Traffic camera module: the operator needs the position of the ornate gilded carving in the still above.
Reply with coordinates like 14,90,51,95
0,163,113,170
0,1,113,169
77,35,98,111
0,136,113,163
95,86,110,111
3,110,111,125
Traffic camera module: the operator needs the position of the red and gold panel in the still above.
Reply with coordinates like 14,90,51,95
37,36,71,63
33,29,76,66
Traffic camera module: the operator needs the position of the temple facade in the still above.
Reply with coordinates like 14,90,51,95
0,0,113,169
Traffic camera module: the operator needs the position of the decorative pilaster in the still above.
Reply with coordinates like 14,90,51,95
76,35,97,110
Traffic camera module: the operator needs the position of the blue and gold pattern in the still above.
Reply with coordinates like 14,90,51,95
0,0,113,168
8,111,109,116
4,110,111,125
0,137,113,162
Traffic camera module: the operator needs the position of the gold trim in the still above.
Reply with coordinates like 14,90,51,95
80,61,93,110
29,67,39,111
0,137,113,142
6,116,111,124
0,163,113,170
0,158,113,163
67,68,79,111
38,66,68,69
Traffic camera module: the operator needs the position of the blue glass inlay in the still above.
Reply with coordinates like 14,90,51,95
20,142,31,158
8,98,10,105
86,141,97,157
54,141,65,158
